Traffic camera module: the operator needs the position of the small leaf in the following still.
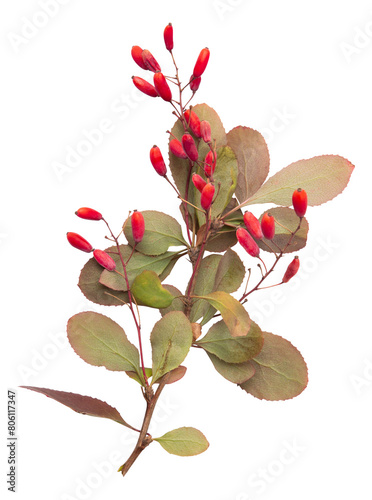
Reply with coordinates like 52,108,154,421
154,427,209,456
240,331,308,401
195,291,251,337
196,320,263,363
154,366,187,385
99,245,180,292
67,312,141,376
244,155,354,207
151,311,193,383
257,207,309,254
227,126,270,203
206,353,255,384
21,387,136,430
125,368,152,385
124,211,187,256
131,270,174,308
78,249,129,306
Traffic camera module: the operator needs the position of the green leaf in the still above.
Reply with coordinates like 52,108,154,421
244,155,354,207
159,285,185,316
123,211,187,256
227,126,270,204
196,319,263,363
240,331,308,401
195,291,251,337
190,249,245,325
195,146,238,226
21,387,137,430
151,311,193,383
67,312,141,375
257,207,309,254
99,245,180,292
78,249,129,306
131,270,174,308
206,353,255,384
154,427,209,456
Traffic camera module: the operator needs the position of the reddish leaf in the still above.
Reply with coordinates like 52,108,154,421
21,387,137,430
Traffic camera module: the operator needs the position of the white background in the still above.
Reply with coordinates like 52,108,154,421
2,0,372,499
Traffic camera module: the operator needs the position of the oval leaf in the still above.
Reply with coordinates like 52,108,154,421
154,427,209,456
151,311,193,383
227,126,270,203
124,211,187,256
21,387,136,430
196,320,263,363
78,249,129,306
206,353,255,384
239,331,308,401
67,312,141,375
99,245,179,292
244,155,354,207
131,270,174,308
195,291,251,337
257,207,309,254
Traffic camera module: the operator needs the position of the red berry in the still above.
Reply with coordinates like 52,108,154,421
93,249,116,271
292,188,308,218
193,48,210,77
282,256,300,283
261,213,275,240
189,75,201,92
141,49,161,72
200,120,211,143
163,23,173,51
153,72,172,102
132,76,158,97
131,211,145,243
67,232,93,253
182,134,199,162
131,46,147,70
236,228,260,258
150,145,167,176
200,183,215,211
184,109,201,138
243,212,263,240
192,173,207,193
169,138,187,159
204,150,217,177
75,207,102,221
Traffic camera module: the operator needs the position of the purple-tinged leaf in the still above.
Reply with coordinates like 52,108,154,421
244,155,354,207
240,331,308,401
21,387,137,430
227,126,270,203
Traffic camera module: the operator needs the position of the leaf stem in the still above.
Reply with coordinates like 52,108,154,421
118,374,170,476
